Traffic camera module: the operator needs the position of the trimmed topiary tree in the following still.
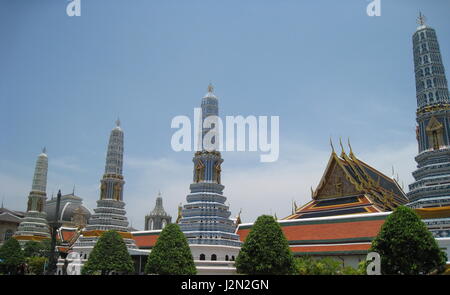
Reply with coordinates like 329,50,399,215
145,223,196,275
27,256,46,275
236,215,297,275
370,206,447,275
81,230,134,275
0,238,25,275
23,241,44,258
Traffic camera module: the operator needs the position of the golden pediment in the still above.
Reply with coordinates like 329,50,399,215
426,116,443,132
314,156,361,200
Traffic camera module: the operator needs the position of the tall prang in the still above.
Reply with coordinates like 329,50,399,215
15,148,51,243
70,120,137,265
407,13,450,237
178,85,241,272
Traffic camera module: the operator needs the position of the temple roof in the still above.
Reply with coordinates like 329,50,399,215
45,193,92,223
238,212,390,256
0,207,25,218
0,212,23,223
285,146,409,220
131,230,162,249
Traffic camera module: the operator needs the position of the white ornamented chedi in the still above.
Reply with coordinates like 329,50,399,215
15,148,51,243
178,85,242,274
407,14,450,238
64,120,138,274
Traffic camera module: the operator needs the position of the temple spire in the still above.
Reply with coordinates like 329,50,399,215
330,138,335,154
348,138,355,158
179,86,241,251
417,12,427,29
339,137,346,157
104,120,124,176
32,148,49,193
14,149,51,241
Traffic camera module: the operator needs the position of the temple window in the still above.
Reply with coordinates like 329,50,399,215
211,254,217,261
200,254,205,261
4,230,13,241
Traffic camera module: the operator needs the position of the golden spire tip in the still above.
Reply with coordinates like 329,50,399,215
339,137,346,157
330,138,335,153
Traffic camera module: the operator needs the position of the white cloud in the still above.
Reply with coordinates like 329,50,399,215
51,157,85,173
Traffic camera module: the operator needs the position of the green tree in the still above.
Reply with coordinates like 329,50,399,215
342,260,367,275
296,256,342,275
296,256,365,275
81,230,134,275
23,241,44,258
370,206,447,275
0,238,25,275
27,256,46,275
145,223,196,275
235,215,297,275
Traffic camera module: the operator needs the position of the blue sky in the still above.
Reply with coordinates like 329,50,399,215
1,0,449,229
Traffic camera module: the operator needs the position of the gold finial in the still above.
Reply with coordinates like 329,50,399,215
417,12,426,26
348,138,354,157
208,83,214,93
292,200,298,214
330,138,335,154
235,209,242,225
339,137,346,157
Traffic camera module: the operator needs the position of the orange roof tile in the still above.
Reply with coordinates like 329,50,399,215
132,232,160,248
291,243,371,255
237,218,385,243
